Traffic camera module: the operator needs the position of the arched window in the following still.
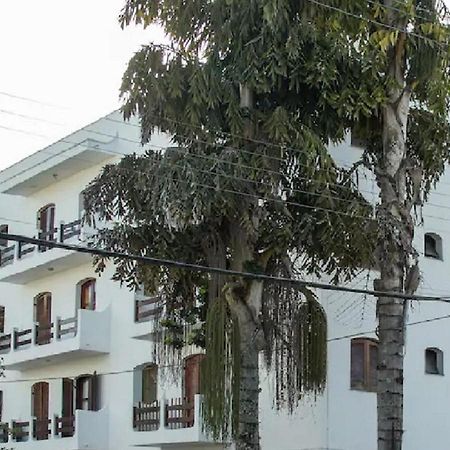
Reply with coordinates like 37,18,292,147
425,347,444,375
78,278,96,311
424,233,443,260
350,338,378,391
31,381,49,440
37,204,56,249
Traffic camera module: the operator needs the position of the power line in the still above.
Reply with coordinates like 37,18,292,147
4,113,450,227
0,109,64,126
1,232,449,302
0,124,48,139
328,313,450,342
306,0,450,50
0,91,68,109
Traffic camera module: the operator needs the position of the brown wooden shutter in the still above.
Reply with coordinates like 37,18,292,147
0,306,5,334
62,378,73,417
88,372,99,411
350,341,365,388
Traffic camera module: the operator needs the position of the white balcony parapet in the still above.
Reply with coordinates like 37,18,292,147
0,219,92,284
0,408,109,450
132,394,224,448
0,307,111,370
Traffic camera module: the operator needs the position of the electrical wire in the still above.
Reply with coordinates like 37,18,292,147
1,231,450,302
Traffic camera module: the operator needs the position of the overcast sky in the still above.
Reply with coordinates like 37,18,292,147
1,1,449,171
0,0,165,170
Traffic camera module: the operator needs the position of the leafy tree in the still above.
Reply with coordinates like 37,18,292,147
307,1,450,449
84,1,375,449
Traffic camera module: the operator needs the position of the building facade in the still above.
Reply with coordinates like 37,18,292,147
0,111,448,450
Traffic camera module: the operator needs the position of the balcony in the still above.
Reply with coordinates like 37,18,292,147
0,219,91,284
0,307,110,370
132,395,223,448
0,408,109,450
132,295,162,340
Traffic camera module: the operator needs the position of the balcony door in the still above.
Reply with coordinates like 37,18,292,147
32,382,49,440
80,279,96,311
38,204,55,249
34,293,52,345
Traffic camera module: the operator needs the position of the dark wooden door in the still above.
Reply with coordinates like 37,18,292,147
35,293,52,345
80,279,96,311
32,382,49,440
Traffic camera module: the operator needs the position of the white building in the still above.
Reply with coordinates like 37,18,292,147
0,111,448,450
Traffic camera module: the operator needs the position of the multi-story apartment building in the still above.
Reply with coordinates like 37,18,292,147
0,111,449,450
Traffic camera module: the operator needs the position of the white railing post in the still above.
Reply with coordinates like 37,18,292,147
32,322,39,346
8,419,14,443
194,394,202,427
13,241,20,261
159,397,166,430
29,416,35,441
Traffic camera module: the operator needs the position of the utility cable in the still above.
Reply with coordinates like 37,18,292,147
1,232,450,302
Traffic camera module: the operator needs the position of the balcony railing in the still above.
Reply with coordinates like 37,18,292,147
135,296,162,323
0,308,110,370
131,395,218,447
0,219,82,268
0,409,108,447
0,316,77,355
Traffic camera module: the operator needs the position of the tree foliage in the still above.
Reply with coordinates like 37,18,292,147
84,0,380,446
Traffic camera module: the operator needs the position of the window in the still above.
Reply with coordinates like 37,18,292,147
351,338,378,391
0,225,8,248
37,204,56,250
0,306,5,334
79,279,96,311
142,364,158,404
424,233,443,260
425,348,444,375
75,373,99,411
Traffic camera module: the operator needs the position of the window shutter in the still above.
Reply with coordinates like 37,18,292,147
0,225,8,248
88,372,99,411
0,306,5,334
0,390,3,422
62,378,73,417
350,342,365,387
